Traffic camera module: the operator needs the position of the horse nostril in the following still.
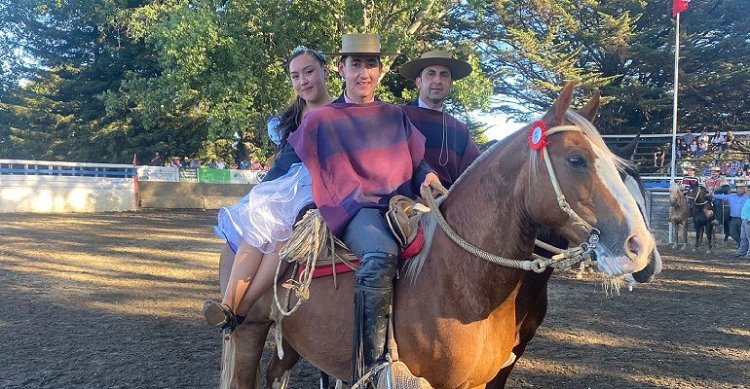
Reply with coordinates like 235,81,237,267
625,234,642,260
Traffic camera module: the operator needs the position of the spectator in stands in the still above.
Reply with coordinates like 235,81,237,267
729,160,741,177
230,161,238,169
149,151,163,166
720,162,730,175
711,130,726,152
689,139,698,156
726,130,736,149
682,129,695,149
208,159,218,169
181,156,191,168
190,158,201,168
238,159,249,169
675,138,685,159
216,158,226,170
698,138,709,157
744,158,750,173
653,146,666,167
170,157,181,168
250,159,262,170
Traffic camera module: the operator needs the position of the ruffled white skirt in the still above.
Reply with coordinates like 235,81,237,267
214,163,313,254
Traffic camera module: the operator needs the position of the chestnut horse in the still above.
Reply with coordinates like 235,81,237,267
222,83,656,389
669,182,690,249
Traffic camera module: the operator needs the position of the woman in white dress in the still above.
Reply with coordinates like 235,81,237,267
204,47,333,331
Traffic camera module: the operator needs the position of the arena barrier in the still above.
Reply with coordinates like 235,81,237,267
0,159,137,213
0,160,268,213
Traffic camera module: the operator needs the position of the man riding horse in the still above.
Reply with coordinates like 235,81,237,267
289,33,441,387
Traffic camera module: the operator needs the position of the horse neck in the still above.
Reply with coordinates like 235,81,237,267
422,133,537,307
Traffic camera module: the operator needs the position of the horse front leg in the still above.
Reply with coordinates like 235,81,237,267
265,337,300,389
223,319,273,389
681,222,689,249
693,223,702,251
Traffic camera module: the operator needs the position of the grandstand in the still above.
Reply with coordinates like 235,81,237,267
603,131,750,188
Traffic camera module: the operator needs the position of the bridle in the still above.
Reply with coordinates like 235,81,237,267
423,124,601,273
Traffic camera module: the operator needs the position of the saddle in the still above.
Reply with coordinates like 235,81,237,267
385,195,431,250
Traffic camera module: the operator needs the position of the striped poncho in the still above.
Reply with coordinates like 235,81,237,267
288,102,429,237
402,103,481,188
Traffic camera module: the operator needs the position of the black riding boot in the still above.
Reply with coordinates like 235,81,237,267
352,283,392,384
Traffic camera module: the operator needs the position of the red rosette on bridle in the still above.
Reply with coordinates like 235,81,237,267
528,120,548,151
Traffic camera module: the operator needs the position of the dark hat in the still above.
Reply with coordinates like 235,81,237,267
399,50,473,81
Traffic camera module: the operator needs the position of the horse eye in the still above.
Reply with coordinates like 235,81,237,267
567,154,588,169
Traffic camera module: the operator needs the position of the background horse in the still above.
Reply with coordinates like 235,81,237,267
687,185,715,252
669,182,690,249
225,83,656,389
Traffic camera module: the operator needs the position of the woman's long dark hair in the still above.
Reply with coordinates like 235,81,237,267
274,47,327,147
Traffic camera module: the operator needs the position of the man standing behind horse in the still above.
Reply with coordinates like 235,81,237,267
399,50,481,188
713,180,747,246
706,166,729,228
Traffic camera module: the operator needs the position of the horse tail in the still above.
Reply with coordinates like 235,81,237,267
219,332,235,389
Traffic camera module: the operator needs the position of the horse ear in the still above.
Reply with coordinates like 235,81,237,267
577,90,600,122
611,133,641,160
542,81,575,126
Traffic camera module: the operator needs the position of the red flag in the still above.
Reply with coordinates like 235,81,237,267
673,0,690,17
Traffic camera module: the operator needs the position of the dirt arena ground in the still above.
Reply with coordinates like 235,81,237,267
1,210,749,389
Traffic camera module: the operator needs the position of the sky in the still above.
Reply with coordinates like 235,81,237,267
473,111,526,141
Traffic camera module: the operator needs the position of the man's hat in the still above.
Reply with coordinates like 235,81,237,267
330,34,397,57
736,180,746,187
685,165,696,170
711,166,721,171
399,50,473,81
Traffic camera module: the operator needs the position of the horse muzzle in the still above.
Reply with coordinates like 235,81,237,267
592,230,655,277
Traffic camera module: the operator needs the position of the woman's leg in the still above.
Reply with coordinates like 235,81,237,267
222,241,265,312
234,245,289,317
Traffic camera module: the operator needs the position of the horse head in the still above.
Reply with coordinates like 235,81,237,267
521,82,655,277
670,182,686,207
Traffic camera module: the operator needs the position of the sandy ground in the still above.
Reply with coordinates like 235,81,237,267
1,210,748,389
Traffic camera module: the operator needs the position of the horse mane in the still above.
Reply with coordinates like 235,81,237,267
670,183,686,207
563,111,630,172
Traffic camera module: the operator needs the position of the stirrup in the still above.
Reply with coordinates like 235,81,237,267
203,300,244,332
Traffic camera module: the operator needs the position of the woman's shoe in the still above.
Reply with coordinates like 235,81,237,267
203,300,244,331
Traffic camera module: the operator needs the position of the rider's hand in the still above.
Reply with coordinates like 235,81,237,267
421,172,443,198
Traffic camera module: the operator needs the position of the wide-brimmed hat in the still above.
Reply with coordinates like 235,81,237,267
329,34,397,57
711,166,721,171
399,50,473,81
735,181,746,187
